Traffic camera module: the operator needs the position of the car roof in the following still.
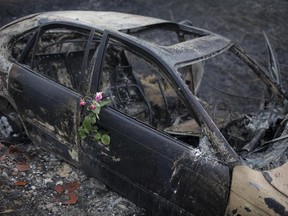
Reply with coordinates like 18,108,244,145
38,11,170,31
38,11,233,66
0,11,233,68
0,11,169,38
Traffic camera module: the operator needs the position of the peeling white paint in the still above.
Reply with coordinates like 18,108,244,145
68,148,78,162
32,118,55,131
101,151,120,162
112,156,120,162
39,106,47,115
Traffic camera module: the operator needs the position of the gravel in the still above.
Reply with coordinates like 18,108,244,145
0,140,145,215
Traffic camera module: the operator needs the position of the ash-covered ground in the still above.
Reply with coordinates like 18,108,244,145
0,0,287,215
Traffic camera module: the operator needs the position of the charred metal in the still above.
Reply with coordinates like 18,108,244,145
264,198,288,216
0,11,287,215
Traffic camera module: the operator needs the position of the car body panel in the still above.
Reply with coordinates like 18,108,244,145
80,107,230,215
226,163,288,216
8,64,80,145
264,162,288,197
7,64,81,165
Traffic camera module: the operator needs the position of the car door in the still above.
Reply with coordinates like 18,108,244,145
80,31,230,216
8,23,99,163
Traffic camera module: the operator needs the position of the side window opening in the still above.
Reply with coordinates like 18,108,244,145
177,50,268,153
20,26,101,93
11,29,37,61
99,39,200,147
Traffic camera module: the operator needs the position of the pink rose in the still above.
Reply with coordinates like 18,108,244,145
80,99,86,106
90,104,96,110
95,92,103,102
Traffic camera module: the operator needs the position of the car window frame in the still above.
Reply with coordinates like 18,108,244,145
91,30,242,163
91,30,204,144
92,30,203,118
17,21,100,95
91,30,190,105
16,28,38,63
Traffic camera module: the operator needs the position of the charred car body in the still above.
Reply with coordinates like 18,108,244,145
0,11,287,215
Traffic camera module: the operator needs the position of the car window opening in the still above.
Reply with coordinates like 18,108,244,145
178,49,288,170
99,39,200,148
13,27,101,94
123,23,206,46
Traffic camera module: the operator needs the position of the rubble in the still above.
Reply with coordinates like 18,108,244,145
0,140,145,215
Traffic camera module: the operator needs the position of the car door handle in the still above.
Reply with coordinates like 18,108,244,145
10,80,24,92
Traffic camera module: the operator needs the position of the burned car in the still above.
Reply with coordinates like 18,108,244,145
0,11,287,216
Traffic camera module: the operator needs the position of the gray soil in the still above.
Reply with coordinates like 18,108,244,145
0,0,287,215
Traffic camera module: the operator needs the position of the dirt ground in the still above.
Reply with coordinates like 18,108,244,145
0,0,287,215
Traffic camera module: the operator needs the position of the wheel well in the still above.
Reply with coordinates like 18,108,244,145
0,96,24,134
0,96,17,116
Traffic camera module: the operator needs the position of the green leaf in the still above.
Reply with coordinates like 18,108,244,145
99,100,111,107
94,132,102,141
83,115,93,131
79,96,111,144
89,113,97,124
91,107,101,117
101,134,110,146
95,111,99,120
91,126,98,133
78,129,87,140
82,116,91,128
96,102,101,108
